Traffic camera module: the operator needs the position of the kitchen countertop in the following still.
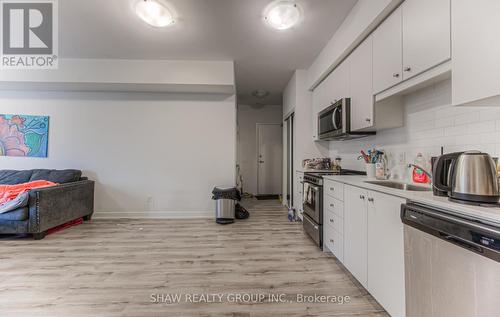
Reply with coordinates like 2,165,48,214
323,175,500,226
296,168,335,173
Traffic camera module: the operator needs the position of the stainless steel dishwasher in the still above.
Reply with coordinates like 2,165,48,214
401,202,500,317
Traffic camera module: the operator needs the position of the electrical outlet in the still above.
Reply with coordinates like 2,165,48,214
397,152,406,165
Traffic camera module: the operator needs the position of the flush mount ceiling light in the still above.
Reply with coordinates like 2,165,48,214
252,89,270,99
263,1,302,30
134,0,175,27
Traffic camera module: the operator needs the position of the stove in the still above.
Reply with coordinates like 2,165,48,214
302,169,364,248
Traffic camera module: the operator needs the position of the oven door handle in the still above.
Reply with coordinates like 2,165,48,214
303,215,319,230
305,184,320,192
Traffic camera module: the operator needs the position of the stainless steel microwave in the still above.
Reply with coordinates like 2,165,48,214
317,98,375,141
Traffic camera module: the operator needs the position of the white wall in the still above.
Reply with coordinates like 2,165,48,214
0,58,235,94
0,91,236,218
283,70,329,169
293,70,329,170
237,104,282,195
329,79,500,174
283,70,328,209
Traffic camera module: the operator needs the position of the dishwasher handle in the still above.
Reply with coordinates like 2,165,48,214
438,232,484,254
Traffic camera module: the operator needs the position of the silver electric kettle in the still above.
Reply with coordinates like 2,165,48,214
433,151,500,204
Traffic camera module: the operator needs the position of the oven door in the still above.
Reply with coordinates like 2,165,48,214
303,213,322,247
303,182,322,224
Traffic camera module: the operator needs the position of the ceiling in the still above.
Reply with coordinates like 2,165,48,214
60,0,357,105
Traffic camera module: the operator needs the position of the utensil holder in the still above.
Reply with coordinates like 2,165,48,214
365,163,376,179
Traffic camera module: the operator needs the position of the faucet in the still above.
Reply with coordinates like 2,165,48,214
407,164,432,180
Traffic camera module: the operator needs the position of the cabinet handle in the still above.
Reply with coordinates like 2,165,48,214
404,66,411,72
330,187,334,191
360,195,365,200
329,203,334,208
330,219,334,223
368,197,374,202
330,239,334,244
365,118,371,122
393,73,400,78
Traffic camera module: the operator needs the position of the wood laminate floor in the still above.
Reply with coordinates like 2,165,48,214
0,199,388,317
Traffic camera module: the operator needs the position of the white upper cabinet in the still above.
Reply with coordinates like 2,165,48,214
311,77,328,140
401,0,451,80
367,191,406,317
344,185,368,288
350,36,374,131
452,0,500,106
311,59,350,140
373,7,403,94
332,59,350,102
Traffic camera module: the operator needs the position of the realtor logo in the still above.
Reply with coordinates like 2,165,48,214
0,0,58,69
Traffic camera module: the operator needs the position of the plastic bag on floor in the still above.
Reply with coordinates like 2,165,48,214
235,203,249,219
288,208,300,222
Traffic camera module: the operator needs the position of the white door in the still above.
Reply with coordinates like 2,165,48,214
344,185,368,288
367,191,406,317
350,36,374,131
373,6,403,94
402,0,450,80
257,124,283,195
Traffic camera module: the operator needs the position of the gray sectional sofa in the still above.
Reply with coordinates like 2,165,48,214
0,169,94,239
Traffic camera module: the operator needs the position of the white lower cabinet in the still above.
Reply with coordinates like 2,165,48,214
343,185,368,288
324,222,343,262
323,180,344,262
340,185,406,317
367,191,406,317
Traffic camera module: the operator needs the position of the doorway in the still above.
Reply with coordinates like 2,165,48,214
256,123,283,196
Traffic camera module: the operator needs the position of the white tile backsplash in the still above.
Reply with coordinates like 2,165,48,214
330,79,500,172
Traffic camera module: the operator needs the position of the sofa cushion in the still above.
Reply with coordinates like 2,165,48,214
0,219,29,234
0,170,33,185
0,207,29,221
30,169,82,184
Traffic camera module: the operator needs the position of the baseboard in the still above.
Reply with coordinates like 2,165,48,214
93,210,212,219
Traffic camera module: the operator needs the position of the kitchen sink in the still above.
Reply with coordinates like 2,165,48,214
364,181,432,192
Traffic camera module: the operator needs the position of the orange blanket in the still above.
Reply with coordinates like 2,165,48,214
0,180,58,205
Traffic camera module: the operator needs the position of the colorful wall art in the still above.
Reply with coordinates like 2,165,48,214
0,114,49,157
